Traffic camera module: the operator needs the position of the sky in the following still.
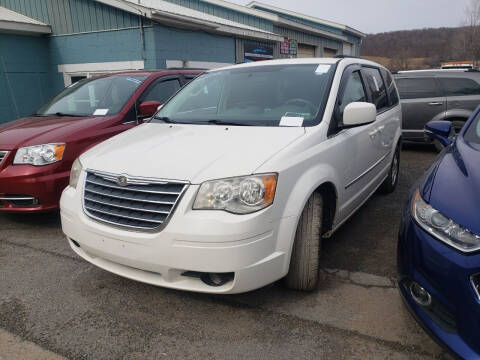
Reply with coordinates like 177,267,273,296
230,0,471,34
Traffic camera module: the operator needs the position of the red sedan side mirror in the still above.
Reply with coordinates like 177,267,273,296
139,101,162,118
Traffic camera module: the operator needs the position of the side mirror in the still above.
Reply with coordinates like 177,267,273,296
425,121,452,147
343,102,377,127
139,101,162,118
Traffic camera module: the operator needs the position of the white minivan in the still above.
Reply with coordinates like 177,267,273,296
61,57,402,294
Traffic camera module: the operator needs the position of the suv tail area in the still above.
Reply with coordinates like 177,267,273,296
394,70,480,142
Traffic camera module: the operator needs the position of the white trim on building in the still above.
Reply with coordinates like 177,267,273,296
166,60,232,69
58,60,145,86
96,0,283,42
246,1,366,38
0,6,51,35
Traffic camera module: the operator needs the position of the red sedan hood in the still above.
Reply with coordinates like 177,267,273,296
0,115,96,150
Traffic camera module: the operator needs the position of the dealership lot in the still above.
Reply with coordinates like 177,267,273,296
0,145,451,360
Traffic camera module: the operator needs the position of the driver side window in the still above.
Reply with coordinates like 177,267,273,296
339,71,367,116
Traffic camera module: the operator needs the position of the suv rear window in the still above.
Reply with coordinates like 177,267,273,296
362,67,388,112
438,77,480,96
395,77,440,99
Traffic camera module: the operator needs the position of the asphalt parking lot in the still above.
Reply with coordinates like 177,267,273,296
0,144,451,360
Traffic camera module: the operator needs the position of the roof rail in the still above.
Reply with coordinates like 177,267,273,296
165,67,208,71
334,55,358,59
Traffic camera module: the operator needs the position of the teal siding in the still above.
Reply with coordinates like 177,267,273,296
0,34,51,123
252,5,344,36
153,24,235,68
48,28,147,90
163,0,273,32
0,0,140,35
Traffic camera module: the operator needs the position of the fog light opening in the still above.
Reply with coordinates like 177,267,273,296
410,281,432,307
201,272,234,287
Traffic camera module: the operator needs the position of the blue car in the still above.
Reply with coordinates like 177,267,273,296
398,107,480,359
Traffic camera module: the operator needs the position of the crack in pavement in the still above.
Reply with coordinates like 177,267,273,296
0,238,80,263
321,268,398,289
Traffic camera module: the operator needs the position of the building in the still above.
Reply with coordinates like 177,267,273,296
0,0,365,124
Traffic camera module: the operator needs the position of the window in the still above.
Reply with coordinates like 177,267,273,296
395,77,440,99
362,67,388,111
154,64,336,127
438,77,480,96
339,71,367,116
142,79,181,104
36,75,146,117
381,68,399,106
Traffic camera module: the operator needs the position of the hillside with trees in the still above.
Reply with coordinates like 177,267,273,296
363,0,480,71
361,27,470,71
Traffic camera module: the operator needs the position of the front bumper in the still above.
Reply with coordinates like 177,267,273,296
60,176,296,294
0,157,68,212
398,213,480,359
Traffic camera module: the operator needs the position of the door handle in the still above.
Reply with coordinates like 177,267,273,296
428,102,443,106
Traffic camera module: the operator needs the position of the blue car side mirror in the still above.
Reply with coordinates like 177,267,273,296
425,121,453,147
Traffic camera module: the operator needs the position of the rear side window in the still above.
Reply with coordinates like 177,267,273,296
339,71,367,116
395,78,440,99
362,67,388,111
381,68,399,106
142,79,181,104
438,77,480,96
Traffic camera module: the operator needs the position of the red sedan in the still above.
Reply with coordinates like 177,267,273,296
0,69,203,212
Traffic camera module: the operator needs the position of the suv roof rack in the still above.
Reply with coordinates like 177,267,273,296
334,55,358,59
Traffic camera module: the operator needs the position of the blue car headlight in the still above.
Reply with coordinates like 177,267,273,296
412,189,480,252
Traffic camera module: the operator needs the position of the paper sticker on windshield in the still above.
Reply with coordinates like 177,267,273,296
315,65,331,75
93,109,109,116
280,116,304,127
125,77,142,84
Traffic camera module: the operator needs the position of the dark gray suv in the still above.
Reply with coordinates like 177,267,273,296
394,70,480,144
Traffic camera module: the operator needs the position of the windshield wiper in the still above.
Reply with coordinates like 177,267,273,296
43,112,84,117
154,116,177,124
205,119,253,126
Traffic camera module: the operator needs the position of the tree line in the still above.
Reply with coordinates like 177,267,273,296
362,0,480,71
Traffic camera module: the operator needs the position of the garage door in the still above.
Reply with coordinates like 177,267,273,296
297,43,316,58
324,48,338,57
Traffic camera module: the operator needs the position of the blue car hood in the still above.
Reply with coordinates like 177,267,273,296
425,139,480,235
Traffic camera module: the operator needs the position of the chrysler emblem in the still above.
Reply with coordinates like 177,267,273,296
116,175,128,187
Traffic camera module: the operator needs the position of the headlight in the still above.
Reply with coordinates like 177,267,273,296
69,158,83,189
412,189,480,252
14,143,66,165
193,174,277,214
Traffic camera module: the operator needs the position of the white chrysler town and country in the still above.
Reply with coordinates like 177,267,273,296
61,58,402,294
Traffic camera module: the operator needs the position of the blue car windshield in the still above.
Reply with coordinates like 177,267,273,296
464,112,480,147
153,64,335,127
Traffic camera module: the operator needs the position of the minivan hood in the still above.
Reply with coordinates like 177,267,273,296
0,115,96,150
82,123,305,183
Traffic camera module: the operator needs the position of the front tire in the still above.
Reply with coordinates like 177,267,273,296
379,145,400,194
283,192,323,291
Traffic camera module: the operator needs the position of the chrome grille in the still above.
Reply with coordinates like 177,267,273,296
83,171,188,230
0,151,8,164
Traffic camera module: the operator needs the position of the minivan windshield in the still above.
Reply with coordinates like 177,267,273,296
153,64,335,126
36,75,147,117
